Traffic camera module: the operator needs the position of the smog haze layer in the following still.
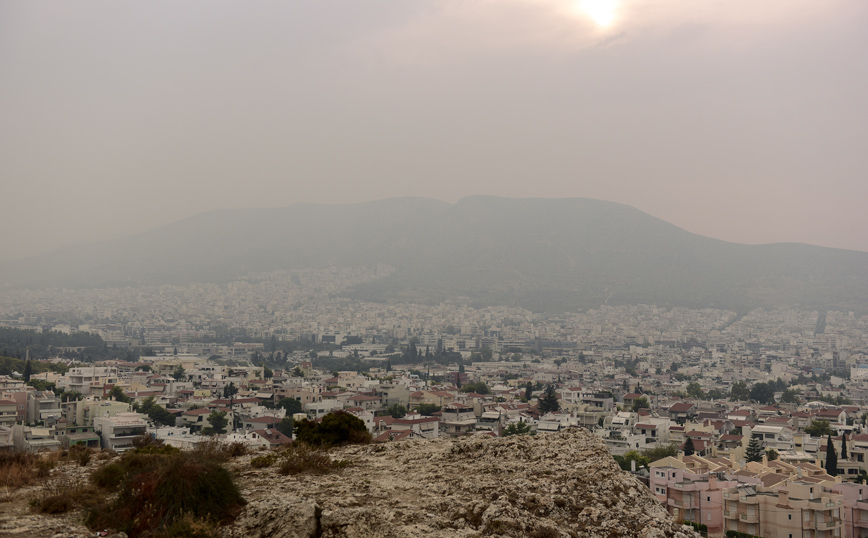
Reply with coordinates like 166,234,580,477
1,1,867,261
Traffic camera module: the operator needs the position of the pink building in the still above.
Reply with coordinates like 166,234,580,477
649,465,742,534
828,482,868,538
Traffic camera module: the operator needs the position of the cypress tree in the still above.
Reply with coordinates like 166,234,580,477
683,437,696,456
825,434,838,476
23,358,33,382
841,432,849,460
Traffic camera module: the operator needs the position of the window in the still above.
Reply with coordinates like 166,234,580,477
788,514,792,520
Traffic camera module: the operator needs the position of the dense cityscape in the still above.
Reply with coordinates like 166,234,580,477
3,269,868,536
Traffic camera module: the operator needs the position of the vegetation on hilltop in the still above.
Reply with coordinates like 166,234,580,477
0,327,139,362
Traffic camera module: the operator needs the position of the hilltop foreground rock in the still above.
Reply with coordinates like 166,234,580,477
224,429,698,538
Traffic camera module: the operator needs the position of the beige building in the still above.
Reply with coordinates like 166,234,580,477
723,481,843,538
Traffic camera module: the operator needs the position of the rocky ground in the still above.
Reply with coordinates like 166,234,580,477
3,430,698,538
223,430,699,538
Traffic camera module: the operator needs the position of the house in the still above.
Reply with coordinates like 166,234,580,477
94,412,148,452
390,415,440,439
250,428,292,448
241,416,282,432
668,403,697,424
440,405,477,437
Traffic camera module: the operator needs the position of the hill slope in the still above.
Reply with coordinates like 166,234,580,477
3,196,867,312
225,430,698,538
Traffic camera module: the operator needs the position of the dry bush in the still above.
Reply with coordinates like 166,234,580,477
34,494,75,514
249,454,276,469
224,442,249,458
0,451,55,489
277,443,349,476
155,513,220,538
66,444,92,466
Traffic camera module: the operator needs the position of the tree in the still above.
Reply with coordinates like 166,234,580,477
292,366,303,377
686,382,705,400
277,397,302,415
749,382,775,404
780,388,801,404
23,359,32,382
538,385,560,414
263,366,273,379
416,403,441,416
502,422,531,437
172,365,185,381
615,449,650,471
745,436,764,463
108,385,131,404
631,396,650,412
841,432,849,460
136,364,152,372
387,404,407,419
805,420,834,437
201,411,229,436
683,437,695,456
277,417,294,437
461,382,490,395
766,449,779,461
729,381,750,401
149,405,177,427
826,434,838,476
294,410,371,447
223,382,238,399
641,443,678,462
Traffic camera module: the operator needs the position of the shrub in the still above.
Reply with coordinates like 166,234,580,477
224,442,249,458
67,444,92,466
86,451,244,538
91,462,126,489
158,514,220,538
0,452,39,488
277,443,349,476
34,494,75,514
250,454,276,469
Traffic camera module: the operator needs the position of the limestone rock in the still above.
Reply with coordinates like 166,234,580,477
223,429,698,538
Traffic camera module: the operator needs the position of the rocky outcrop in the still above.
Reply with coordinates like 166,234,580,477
223,429,698,538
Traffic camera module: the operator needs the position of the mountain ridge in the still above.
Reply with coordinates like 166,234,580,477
2,196,867,312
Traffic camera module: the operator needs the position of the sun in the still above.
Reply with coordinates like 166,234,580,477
574,0,618,28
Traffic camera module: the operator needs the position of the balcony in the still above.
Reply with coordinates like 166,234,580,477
723,510,736,519
739,513,758,524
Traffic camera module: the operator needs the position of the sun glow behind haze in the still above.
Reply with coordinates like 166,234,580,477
574,0,619,28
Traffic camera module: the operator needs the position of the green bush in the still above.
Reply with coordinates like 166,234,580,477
86,451,244,538
294,410,371,447
684,521,708,534
91,462,126,489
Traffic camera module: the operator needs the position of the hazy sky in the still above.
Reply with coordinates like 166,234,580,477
2,0,866,261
